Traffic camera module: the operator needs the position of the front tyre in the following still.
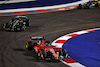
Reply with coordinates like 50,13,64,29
25,19,30,26
40,49,47,60
59,49,67,59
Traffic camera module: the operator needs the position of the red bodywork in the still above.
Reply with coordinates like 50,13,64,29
26,39,61,60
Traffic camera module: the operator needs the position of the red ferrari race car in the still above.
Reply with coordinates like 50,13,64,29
26,37,68,60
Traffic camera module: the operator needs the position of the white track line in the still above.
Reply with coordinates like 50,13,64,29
0,0,89,13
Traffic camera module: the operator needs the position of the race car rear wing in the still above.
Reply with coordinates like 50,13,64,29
30,37,44,40
15,16,27,18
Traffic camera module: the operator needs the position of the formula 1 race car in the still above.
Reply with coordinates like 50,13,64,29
3,16,30,31
26,37,68,60
77,1,98,9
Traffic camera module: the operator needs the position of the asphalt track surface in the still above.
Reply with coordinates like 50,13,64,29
0,7,100,67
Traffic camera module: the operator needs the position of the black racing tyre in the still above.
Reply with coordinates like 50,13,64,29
11,19,15,22
40,49,47,60
6,23,9,27
14,28,17,31
62,49,67,58
59,49,67,58
78,4,82,9
3,24,6,29
95,2,98,7
26,41,34,51
25,19,30,26
3,23,10,30
4,23,9,28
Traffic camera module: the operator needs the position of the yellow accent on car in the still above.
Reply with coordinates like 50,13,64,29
38,53,40,56
24,27,25,30
3,24,5,29
51,51,55,53
26,44,28,48
29,20,30,26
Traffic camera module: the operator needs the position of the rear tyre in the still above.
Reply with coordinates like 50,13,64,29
26,41,34,51
11,19,15,22
78,4,82,9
